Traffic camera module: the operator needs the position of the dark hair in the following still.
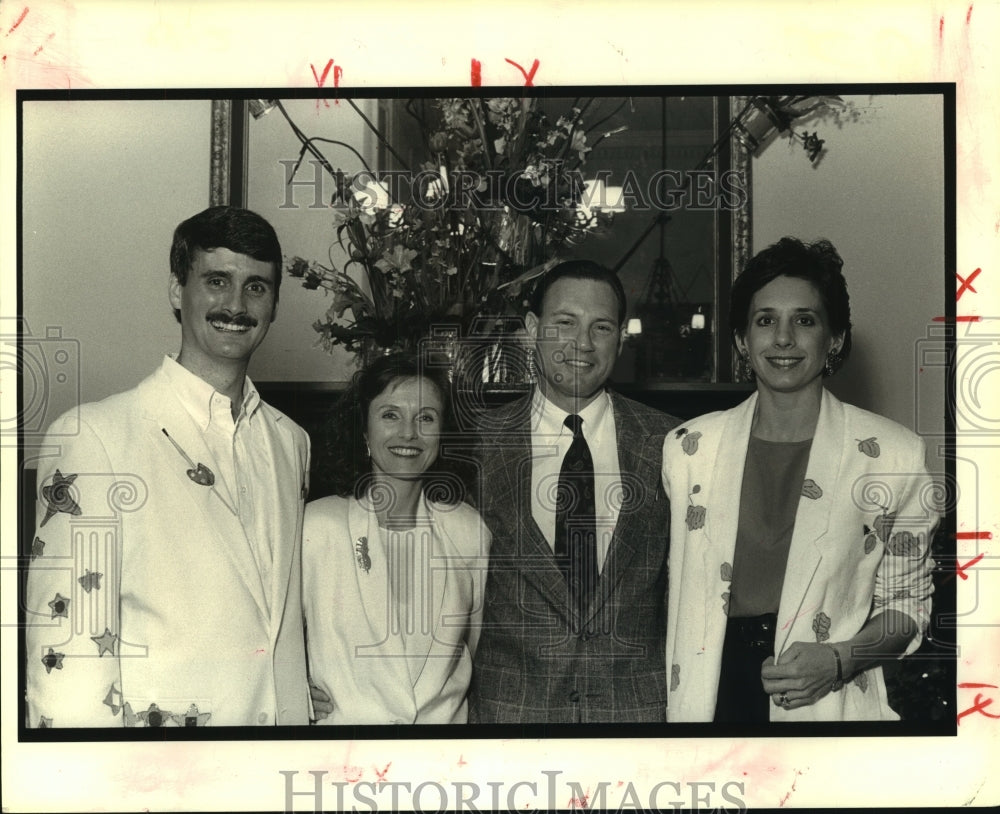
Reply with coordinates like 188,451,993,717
169,206,282,323
529,260,627,327
730,236,852,375
315,350,470,505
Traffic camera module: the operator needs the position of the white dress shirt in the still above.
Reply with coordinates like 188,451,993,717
162,354,277,614
529,387,622,573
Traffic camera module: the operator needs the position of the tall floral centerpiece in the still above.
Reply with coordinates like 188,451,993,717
274,96,623,380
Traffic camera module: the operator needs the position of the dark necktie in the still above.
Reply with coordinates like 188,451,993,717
555,414,598,625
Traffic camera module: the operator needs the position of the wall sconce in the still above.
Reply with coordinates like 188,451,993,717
626,318,643,337
249,99,279,119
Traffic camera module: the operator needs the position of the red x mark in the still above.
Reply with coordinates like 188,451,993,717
311,60,342,108
505,58,540,86
956,267,981,301
956,552,986,580
957,693,1000,725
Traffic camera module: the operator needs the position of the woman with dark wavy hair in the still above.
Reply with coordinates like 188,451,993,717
303,351,490,724
662,237,938,722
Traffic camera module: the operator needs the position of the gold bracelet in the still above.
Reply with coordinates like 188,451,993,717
826,643,844,692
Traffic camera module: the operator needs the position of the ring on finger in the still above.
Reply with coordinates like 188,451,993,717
778,692,789,706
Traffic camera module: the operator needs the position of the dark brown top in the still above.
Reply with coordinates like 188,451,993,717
729,435,813,618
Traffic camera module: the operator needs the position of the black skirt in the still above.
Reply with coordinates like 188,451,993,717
713,612,777,724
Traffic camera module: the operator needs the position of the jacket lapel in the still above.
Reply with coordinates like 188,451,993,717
348,496,418,716
138,374,270,622
587,394,647,620
484,398,570,618
408,498,449,691
774,389,844,657
704,393,756,557
259,411,302,639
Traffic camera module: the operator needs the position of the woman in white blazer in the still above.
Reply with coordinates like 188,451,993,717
662,237,938,722
303,351,490,724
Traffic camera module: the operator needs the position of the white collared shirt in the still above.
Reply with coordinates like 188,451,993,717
529,388,622,573
161,354,277,614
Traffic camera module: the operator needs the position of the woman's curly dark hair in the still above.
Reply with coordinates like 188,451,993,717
730,236,853,376
312,350,474,504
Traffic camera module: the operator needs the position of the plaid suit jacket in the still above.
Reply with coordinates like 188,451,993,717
468,389,679,723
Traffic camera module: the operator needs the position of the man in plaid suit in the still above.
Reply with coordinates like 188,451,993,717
469,260,679,723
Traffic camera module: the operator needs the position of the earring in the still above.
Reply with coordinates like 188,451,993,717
737,351,756,382
824,351,840,377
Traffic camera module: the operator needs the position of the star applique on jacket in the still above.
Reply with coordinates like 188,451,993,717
47,593,70,619
135,703,172,727
41,648,65,674
78,569,103,593
103,684,124,716
40,470,82,527
91,627,118,657
171,704,212,727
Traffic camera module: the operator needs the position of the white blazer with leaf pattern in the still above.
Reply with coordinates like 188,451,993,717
662,389,938,722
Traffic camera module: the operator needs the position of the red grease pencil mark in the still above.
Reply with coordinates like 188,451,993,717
954,531,992,540
342,765,363,783
7,7,28,36
957,684,1000,725
374,763,390,782
457,754,467,767
956,268,981,300
32,31,53,57
505,57,540,86
967,4,973,24
939,16,945,39
312,59,333,86
956,552,985,580
311,59,342,108
778,769,804,807
471,58,481,86
932,315,981,322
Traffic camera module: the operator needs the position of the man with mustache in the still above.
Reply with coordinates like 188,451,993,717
24,206,312,727
469,260,679,723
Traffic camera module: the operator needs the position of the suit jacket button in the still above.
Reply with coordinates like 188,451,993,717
569,690,581,703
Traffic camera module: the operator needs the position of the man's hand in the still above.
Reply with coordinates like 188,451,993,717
760,641,839,710
310,681,334,722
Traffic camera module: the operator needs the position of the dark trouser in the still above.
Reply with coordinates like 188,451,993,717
713,613,777,724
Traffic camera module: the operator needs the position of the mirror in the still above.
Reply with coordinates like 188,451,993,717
210,92,752,387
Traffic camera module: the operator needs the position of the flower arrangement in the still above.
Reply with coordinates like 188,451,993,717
279,97,624,358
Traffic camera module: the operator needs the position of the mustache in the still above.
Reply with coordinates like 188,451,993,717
206,312,259,328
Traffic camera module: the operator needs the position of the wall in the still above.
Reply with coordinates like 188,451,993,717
243,97,377,385
752,94,946,465
21,99,210,430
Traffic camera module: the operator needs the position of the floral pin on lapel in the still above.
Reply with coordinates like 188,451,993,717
355,536,371,574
